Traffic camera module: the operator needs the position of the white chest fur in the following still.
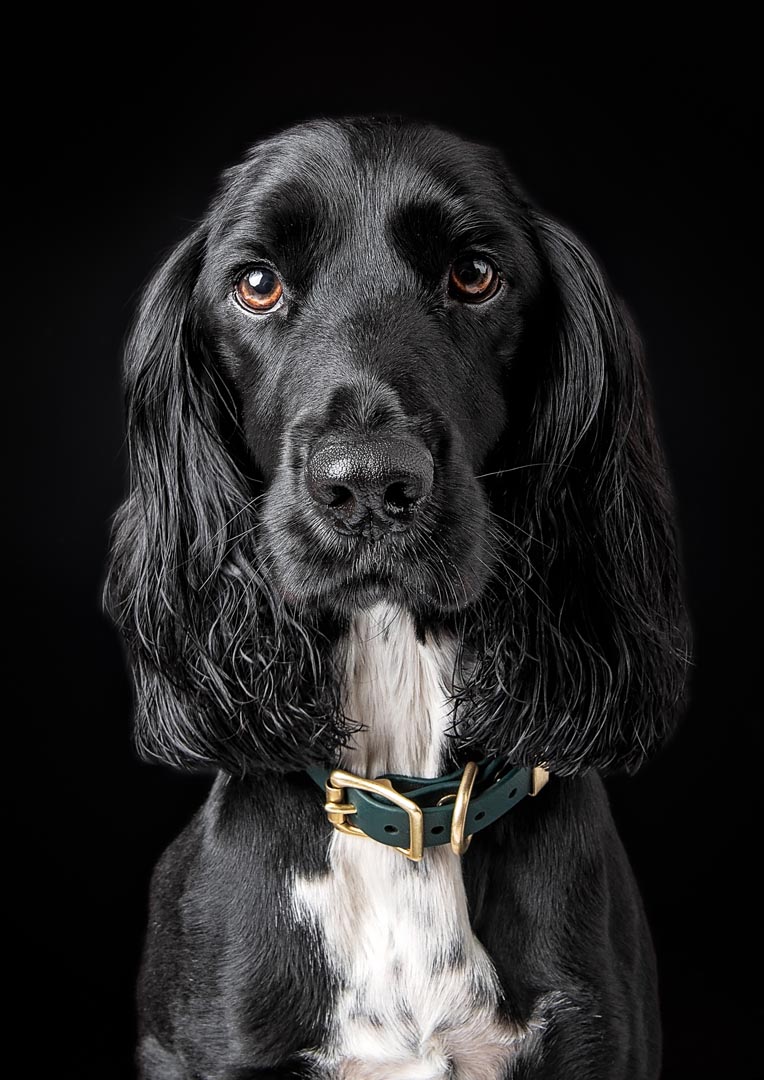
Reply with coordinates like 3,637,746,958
291,605,527,1079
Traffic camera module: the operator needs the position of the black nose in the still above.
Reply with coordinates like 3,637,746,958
305,437,434,533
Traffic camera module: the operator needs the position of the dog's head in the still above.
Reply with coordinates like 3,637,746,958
107,117,689,776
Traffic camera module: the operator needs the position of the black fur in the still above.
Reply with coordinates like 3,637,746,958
106,117,690,1078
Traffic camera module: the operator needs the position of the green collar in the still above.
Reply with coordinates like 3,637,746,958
306,760,549,862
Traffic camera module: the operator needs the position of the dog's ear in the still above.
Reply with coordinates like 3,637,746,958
105,227,344,775
457,215,691,775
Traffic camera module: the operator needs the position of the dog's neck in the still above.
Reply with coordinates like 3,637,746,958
340,604,457,780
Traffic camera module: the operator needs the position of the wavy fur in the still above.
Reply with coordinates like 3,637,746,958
106,228,348,775
452,215,689,774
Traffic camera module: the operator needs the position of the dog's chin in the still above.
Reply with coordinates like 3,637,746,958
271,558,488,620
314,577,415,618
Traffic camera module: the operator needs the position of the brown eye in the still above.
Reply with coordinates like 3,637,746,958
235,266,284,312
448,254,500,303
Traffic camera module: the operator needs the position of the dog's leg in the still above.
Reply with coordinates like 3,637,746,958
137,1034,187,1079
139,1035,314,1080
249,1067,317,1079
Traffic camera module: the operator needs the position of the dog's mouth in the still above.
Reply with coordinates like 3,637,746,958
261,481,493,618
276,549,478,616
281,566,402,613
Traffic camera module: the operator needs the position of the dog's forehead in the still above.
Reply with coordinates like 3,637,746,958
212,119,517,241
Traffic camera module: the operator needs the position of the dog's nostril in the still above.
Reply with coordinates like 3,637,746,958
384,481,417,512
328,485,354,510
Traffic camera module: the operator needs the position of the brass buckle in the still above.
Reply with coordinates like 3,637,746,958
325,768,425,862
448,761,479,856
529,765,549,796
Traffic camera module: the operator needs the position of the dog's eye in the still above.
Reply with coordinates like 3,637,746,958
235,266,284,313
448,254,500,303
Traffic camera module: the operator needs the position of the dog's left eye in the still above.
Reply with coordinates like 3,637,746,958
235,266,284,313
448,254,500,303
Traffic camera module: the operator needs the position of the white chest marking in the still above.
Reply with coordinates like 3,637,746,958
291,605,528,1079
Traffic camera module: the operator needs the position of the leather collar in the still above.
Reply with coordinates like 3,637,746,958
307,760,549,861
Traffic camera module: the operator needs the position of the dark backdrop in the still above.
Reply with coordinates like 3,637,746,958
10,30,760,1079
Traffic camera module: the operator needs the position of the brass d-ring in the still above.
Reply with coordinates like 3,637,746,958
450,761,479,856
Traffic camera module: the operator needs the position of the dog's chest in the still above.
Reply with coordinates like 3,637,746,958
291,606,524,1079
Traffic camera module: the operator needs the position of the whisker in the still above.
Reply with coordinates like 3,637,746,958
487,508,554,551
197,492,268,549
474,462,569,480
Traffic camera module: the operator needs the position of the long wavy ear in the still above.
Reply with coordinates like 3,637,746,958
105,228,345,775
456,215,691,775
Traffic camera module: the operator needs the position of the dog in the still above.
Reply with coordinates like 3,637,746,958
106,116,689,1079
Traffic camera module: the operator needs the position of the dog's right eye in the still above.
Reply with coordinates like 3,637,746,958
448,254,500,303
235,266,284,313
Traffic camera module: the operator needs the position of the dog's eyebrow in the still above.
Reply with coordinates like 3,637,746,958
213,178,344,289
265,184,341,274
387,197,509,278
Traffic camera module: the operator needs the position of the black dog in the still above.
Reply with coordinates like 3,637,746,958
107,117,689,1079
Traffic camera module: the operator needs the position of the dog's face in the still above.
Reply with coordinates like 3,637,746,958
195,120,542,616
108,117,689,776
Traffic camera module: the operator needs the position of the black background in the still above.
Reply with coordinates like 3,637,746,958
10,27,761,1079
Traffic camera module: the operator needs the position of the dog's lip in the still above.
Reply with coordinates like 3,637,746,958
317,568,395,593
281,561,473,613
307,515,418,549
278,563,403,603
326,523,411,540
278,578,390,610
277,560,483,616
